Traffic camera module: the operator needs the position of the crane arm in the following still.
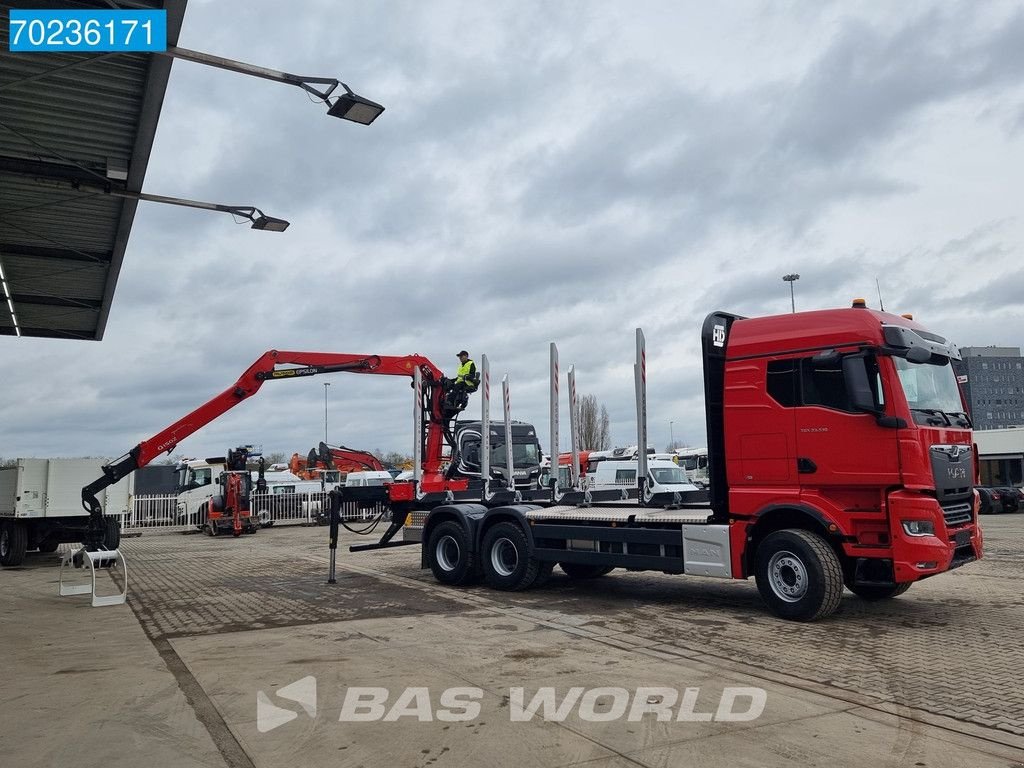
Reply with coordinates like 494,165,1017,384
81,351,451,545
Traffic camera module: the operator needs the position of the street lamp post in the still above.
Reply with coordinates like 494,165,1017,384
670,420,674,447
113,190,290,230
782,273,800,313
324,382,331,442
158,46,385,125
0,123,291,231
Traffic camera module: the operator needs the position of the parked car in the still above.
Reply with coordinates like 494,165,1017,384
994,487,1021,514
977,487,1004,515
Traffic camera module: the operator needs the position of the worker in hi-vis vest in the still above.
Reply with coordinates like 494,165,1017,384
454,351,480,393
448,350,480,411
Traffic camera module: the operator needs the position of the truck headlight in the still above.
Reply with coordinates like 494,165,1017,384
901,520,935,537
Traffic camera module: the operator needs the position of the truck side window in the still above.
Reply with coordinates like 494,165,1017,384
800,359,854,411
767,360,799,407
804,355,884,412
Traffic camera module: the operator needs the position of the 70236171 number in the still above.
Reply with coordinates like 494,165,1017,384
7,10,167,53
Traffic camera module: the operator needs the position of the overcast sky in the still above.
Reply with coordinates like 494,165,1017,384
2,0,1024,464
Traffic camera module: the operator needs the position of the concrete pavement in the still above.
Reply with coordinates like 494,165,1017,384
0,550,224,768
2,517,1024,767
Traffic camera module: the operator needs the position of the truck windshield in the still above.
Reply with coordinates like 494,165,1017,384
490,442,540,467
651,467,689,485
190,468,212,486
894,357,964,420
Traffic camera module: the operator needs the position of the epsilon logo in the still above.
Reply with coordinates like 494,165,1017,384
256,676,317,733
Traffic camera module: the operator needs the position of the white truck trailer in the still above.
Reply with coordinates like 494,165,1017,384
0,458,126,566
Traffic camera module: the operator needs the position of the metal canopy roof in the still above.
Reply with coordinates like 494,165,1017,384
0,0,186,340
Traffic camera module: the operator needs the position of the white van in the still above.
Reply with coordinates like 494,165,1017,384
586,459,699,497
344,470,395,488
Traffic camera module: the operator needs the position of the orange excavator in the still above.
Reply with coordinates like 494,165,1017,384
289,442,384,479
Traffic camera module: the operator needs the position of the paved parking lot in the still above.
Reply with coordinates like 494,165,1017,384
3,514,1023,767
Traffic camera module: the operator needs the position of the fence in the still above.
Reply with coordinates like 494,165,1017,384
115,492,390,534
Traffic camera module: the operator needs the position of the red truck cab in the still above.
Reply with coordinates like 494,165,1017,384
704,304,982,602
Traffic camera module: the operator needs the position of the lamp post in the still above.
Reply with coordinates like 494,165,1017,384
112,190,290,230
324,382,331,442
670,420,674,447
782,273,800,313
158,46,385,125
0,123,291,231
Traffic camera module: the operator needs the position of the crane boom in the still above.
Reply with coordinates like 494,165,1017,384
81,350,455,548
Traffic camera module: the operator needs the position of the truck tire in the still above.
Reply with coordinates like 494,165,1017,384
754,529,843,621
426,520,477,586
559,563,614,579
847,581,912,601
103,517,121,550
0,520,28,567
481,521,542,591
525,561,555,589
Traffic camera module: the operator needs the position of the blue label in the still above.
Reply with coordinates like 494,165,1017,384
8,10,167,52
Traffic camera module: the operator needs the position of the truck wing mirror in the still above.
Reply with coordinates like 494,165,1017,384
841,355,878,414
841,355,904,429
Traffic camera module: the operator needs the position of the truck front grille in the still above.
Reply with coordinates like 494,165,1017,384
941,502,973,528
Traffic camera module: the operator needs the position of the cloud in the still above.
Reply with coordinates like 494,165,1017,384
3,0,1024,464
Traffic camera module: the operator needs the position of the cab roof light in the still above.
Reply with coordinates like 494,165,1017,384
852,298,867,308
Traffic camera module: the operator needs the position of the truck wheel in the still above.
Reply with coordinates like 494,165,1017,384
0,521,28,567
481,521,541,591
754,529,843,621
559,563,614,579
847,582,912,601
36,540,60,553
525,561,555,589
103,517,121,549
426,520,477,586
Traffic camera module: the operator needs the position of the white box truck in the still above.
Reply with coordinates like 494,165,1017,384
0,458,127,566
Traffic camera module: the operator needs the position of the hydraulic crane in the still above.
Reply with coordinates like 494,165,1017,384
79,351,470,555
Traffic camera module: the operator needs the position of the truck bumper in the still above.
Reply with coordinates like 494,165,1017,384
887,491,982,583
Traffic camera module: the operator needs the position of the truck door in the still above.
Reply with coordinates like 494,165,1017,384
726,359,797,488
793,353,900,487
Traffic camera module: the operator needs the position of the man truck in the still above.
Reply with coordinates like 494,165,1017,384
410,304,982,621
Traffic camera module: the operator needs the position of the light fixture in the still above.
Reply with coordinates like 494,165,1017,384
160,47,384,126
250,210,290,232
782,273,800,313
108,191,290,232
327,84,386,125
